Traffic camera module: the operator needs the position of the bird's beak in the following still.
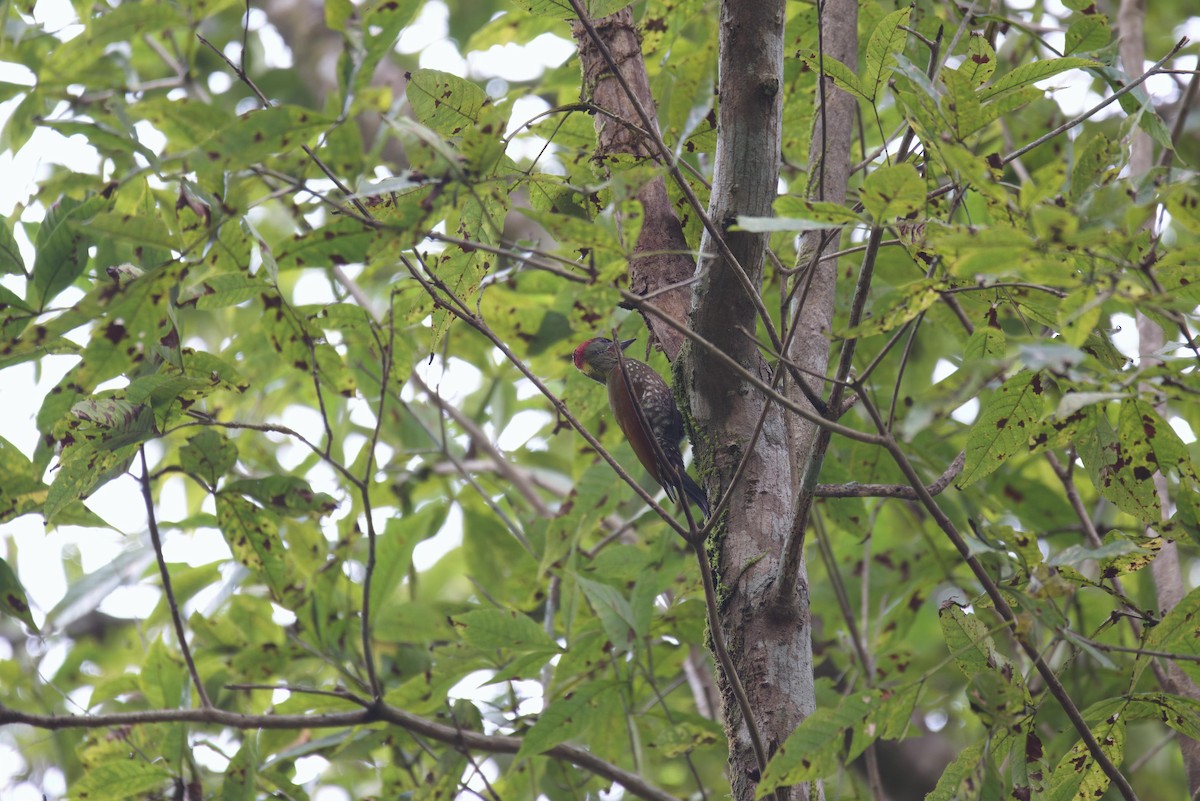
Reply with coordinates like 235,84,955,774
619,338,636,351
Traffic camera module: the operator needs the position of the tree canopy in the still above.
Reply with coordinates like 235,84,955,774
1,0,1199,800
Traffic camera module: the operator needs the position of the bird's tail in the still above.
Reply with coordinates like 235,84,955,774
680,471,710,518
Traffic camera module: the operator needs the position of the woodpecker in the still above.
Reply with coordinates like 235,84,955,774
573,337,709,517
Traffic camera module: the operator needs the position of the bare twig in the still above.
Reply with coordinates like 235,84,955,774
410,371,551,519
1000,38,1189,168
814,451,964,497
0,704,683,801
138,447,211,708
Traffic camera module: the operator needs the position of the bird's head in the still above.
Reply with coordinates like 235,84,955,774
572,337,635,383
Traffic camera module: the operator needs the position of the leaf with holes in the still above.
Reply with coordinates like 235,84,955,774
839,278,947,339
180,430,237,487
1076,405,1160,523
959,371,1046,488
1045,718,1124,801
860,163,924,221
216,494,290,599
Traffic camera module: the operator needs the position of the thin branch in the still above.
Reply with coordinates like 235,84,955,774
224,684,371,704
138,447,211,709
357,299,396,702
774,224,887,611
623,291,881,446
1000,38,1189,168
1062,636,1200,666
172,417,364,490
410,371,551,520
196,34,367,217
814,451,964,497
0,704,683,801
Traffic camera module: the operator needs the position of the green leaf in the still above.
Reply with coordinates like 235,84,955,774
76,210,182,251
136,97,233,150
1147,586,1200,685
980,57,1098,102
798,53,866,102
516,680,616,758
325,0,353,31
0,216,24,275
42,3,188,87
0,556,39,632
453,608,561,656
926,742,985,801
179,430,238,487
943,68,983,138
964,327,1007,362
774,197,865,225
178,273,273,310
1064,15,1110,55
0,89,45,153
0,435,47,524
221,736,259,801
839,278,947,339
1164,183,1200,234
223,476,338,518
940,603,1007,680
860,163,924,221
959,36,997,86
274,218,377,272
1056,286,1103,348
1069,134,1115,202
1076,405,1161,522
959,371,1046,488
70,760,173,800
575,573,641,645
362,0,423,66
1046,718,1124,801
862,7,911,102
69,397,158,449
758,691,877,793
44,442,138,524
1085,693,1200,741
202,106,332,169
32,193,110,308
406,69,491,136
216,494,290,598
140,639,184,708
938,604,1031,728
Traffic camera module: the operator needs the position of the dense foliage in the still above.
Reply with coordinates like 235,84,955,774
1,0,1198,799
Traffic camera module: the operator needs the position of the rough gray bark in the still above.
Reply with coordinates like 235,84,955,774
685,2,812,799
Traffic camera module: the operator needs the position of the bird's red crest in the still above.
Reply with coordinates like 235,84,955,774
572,339,593,370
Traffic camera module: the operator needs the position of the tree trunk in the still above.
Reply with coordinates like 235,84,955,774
686,2,817,799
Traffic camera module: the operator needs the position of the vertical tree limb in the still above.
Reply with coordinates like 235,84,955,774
1121,0,1200,790
684,2,814,798
570,7,696,356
